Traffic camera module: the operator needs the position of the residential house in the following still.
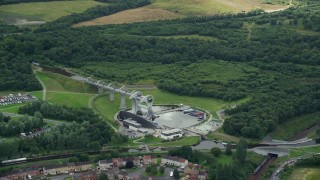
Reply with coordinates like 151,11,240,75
112,158,124,167
67,163,75,172
161,156,188,168
133,157,141,166
74,162,92,172
128,173,142,180
6,167,43,180
98,160,113,170
151,155,158,164
198,171,207,180
44,164,69,175
118,171,129,180
184,163,200,176
105,168,120,180
143,155,152,165
81,170,96,180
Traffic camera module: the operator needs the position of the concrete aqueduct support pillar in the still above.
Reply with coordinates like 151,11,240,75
98,87,103,94
97,80,105,94
119,93,127,110
109,91,115,101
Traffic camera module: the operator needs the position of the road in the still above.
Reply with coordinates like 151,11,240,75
270,152,315,180
34,69,46,100
265,0,293,13
50,172,81,180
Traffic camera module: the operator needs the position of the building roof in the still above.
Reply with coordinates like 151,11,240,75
74,162,91,167
67,163,75,167
44,164,68,170
123,119,141,127
143,155,151,160
161,128,182,135
99,159,113,164
163,156,187,164
119,171,128,176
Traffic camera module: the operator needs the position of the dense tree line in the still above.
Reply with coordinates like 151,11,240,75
19,100,100,123
296,155,320,167
0,112,44,137
0,102,127,160
223,85,320,138
0,23,29,34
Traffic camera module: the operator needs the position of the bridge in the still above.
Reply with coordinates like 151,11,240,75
86,77,154,120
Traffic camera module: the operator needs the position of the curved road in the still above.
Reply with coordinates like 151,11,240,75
34,68,46,100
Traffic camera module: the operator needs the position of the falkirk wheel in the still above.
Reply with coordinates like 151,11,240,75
86,77,154,120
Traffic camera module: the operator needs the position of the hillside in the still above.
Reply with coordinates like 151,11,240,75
0,0,107,25
75,0,288,26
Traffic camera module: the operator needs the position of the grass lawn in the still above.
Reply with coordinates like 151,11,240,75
149,0,286,15
46,91,93,108
149,136,200,147
32,91,43,100
0,104,24,113
36,71,96,93
288,168,320,180
140,89,250,115
127,136,200,147
216,155,233,164
136,136,163,144
0,0,107,22
207,129,240,143
93,93,131,121
271,112,320,140
289,145,320,158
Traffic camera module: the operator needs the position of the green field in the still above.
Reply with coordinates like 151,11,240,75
207,129,240,142
0,0,107,23
149,136,200,147
216,155,233,164
271,112,320,140
127,136,200,147
46,91,93,108
93,88,249,121
289,145,320,158
288,168,320,180
36,71,96,93
148,0,286,15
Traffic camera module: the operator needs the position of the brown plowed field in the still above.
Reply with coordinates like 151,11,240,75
74,7,183,27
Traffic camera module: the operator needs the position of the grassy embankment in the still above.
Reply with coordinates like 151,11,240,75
0,0,107,23
289,145,320,158
271,112,320,140
75,0,287,26
287,168,320,180
34,70,97,108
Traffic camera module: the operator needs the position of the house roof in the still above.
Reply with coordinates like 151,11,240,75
119,171,128,176
143,155,151,160
99,159,113,164
187,163,194,168
67,163,75,167
74,162,91,167
44,164,68,170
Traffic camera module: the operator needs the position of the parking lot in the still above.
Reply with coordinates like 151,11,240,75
0,93,37,106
